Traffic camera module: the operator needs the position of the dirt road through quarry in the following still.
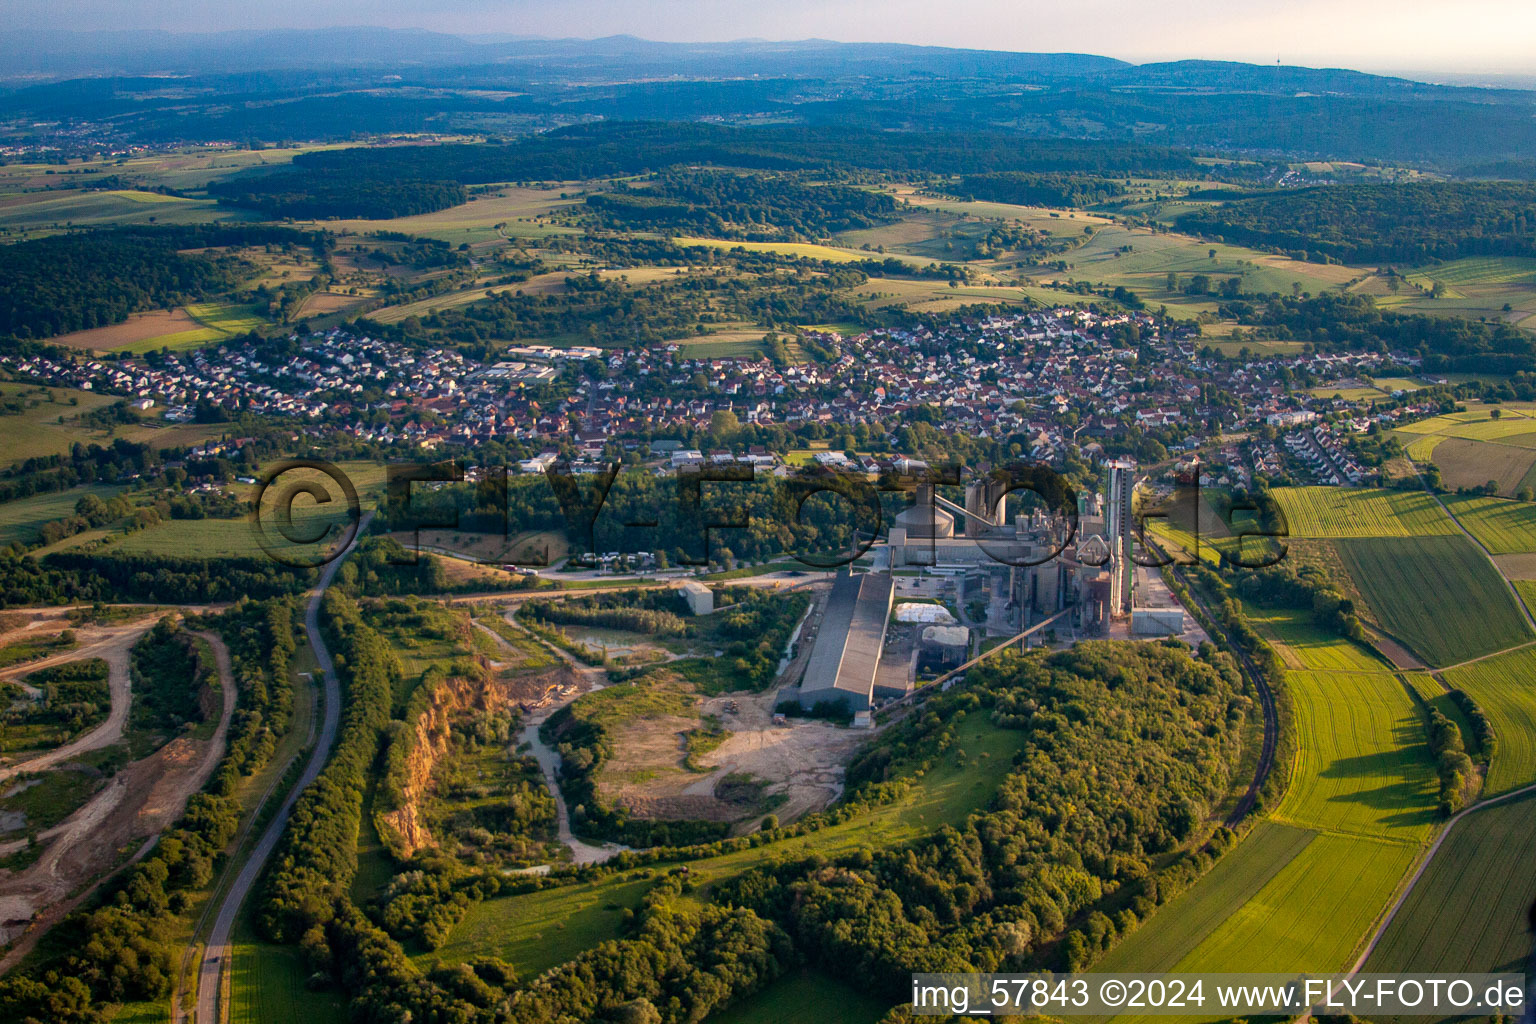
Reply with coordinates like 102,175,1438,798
0,629,237,972
0,617,156,782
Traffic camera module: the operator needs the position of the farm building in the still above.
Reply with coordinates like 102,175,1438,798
679,581,714,615
798,570,895,712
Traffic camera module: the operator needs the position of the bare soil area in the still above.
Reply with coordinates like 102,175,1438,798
600,685,873,829
46,308,201,351
0,615,156,775
0,631,236,964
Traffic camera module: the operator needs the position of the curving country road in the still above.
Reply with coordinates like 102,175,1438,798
192,513,371,1024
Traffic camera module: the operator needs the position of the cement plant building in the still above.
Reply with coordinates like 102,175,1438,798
796,570,898,712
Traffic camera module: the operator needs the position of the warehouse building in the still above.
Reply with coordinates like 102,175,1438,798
797,570,895,712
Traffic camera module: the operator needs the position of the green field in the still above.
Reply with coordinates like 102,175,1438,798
1274,669,1439,839
1335,535,1533,666
1022,223,1359,313
1270,487,1458,539
1363,791,1536,983
1094,821,1319,975
0,484,127,547
1374,256,1536,329
227,923,347,1024
1101,607,1441,990
1250,608,1391,673
184,301,268,335
0,382,225,467
0,190,244,234
1171,832,1420,974
706,970,892,1024
1396,408,1536,442
1442,495,1536,554
419,875,653,978
673,237,866,262
105,460,386,559
1443,647,1536,795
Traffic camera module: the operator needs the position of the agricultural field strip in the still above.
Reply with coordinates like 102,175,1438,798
1269,487,1460,539
1430,488,1536,634
1334,535,1534,667
1443,648,1536,796
1350,781,1536,978
1102,616,1437,991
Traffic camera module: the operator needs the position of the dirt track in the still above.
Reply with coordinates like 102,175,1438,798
0,615,158,781
0,629,237,970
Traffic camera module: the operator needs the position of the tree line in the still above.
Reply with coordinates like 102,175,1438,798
1178,182,1536,265
208,173,467,220
0,224,326,343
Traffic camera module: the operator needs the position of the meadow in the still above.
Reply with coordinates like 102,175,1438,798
1018,223,1360,315
1269,487,1457,539
0,190,244,235
416,874,653,978
294,184,582,245
227,919,347,1024
1363,791,1536,983
0,484,127,547
1443,647,1536,795
1441,494,1536,554
0,382,224,466
708,970,893,1024
1335,535,1533,666
1371,256,1536,330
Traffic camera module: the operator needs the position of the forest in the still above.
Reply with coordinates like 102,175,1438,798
582,170,900,240
0,224,327,343
0,551,314,608
953,172,1129,208
282,122,1208,185
208,172,467,220
1177,182,1536,264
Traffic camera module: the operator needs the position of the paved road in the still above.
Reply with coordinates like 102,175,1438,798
192,514,371,1024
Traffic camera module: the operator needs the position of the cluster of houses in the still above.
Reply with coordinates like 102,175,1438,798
1283,424,1368,485
3,308,1428,482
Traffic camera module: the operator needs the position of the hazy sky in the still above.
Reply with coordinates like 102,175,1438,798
12,0,1536,74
